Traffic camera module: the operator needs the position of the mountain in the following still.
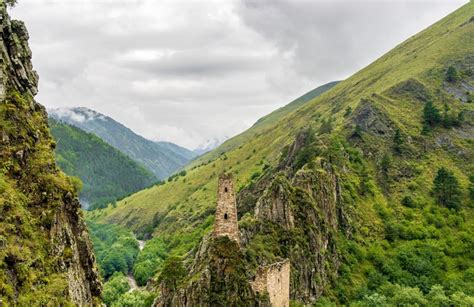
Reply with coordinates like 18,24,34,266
48,107,197,179
0,3,101,304
49,118,157,209
91,2,474,305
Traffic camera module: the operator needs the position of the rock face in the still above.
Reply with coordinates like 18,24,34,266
0,2,101,304
238,131,351,303
154,236,262,307
153,130,351,305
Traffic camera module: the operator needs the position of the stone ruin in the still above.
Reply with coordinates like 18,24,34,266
251,260,291,307
213,173,290,306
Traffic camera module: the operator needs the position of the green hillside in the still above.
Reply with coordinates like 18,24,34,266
90,2,474,304
48,107,197,179
49,118,157,209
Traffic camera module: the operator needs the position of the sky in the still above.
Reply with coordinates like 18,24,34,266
10,0,467,150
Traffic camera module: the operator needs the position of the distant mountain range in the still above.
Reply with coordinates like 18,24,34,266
48,107,197,179
49,118,157,209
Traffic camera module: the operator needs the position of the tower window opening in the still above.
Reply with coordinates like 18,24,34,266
224,187,228,192
224,213,228,220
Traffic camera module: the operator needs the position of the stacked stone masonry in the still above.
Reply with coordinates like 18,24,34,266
213,173,240,243
251,260,290,307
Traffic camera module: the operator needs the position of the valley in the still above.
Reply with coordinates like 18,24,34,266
1,0,473,306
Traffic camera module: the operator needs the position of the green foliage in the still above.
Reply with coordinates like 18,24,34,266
469,175,474,201
111,290,155,307
353,284,474,306
87,221,139,279
380,154,391,176
103,272,130,305
433,167,462,210
393,128,404,154
319,118,333,134
133,238,167,286
422,100,442,129
49,119,156,209
157,256,186,290
445,66,459,83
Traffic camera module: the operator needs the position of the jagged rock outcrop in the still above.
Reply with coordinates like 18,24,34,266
352,98,394,137
154,236,263,307
0,2,101,304
236,130,353,303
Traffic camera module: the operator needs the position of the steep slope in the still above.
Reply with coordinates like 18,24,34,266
49,107,197,179
92,2,474,304
0,3,101,304
49,118,157,209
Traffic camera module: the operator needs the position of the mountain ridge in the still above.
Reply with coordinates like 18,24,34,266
49,117,157,209
48,107,197,179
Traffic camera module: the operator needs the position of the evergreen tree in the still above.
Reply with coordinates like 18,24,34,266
445,66,459,83
393,128,404,154
433,167,462,210
352,124,363,138
380,153,391,176
423,100,441,129
319,118,333,134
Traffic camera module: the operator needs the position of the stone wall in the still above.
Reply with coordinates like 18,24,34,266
213,173,240,243
251,260,290,307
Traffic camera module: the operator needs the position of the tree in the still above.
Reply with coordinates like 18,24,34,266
380,153,391,177
319,118,333,134
352,124,363,139
445,66,459,83
423,100,441,129
393,129,404,154
158,256,186,290
469,175,474,201
433,167,462,210
102,273,130,306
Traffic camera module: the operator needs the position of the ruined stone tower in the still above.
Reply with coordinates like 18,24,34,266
251,260,291,307
213,173,240,243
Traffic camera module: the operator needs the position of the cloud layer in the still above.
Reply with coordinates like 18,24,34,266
11,0,467,149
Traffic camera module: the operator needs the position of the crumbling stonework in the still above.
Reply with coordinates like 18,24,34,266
251,260,290,307
213,173,240,243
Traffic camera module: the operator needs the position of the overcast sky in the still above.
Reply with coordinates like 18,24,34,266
10,0,467,150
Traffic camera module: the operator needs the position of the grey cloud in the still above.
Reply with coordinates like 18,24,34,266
10,0,468,149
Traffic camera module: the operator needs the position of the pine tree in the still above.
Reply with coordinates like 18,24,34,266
393,128,404,154
433,167,462,210
380,153,391,176
352,124,363,138
445,66,459,83
423,100,441,128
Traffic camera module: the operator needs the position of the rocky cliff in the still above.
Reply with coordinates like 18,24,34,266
0,2,101,304
153,130,352,305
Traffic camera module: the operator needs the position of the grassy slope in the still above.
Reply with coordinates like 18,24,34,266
49,118,157,208
91,1,473,267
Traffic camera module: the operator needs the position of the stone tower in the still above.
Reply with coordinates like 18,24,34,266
213,173,239,243
251,260,290,307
